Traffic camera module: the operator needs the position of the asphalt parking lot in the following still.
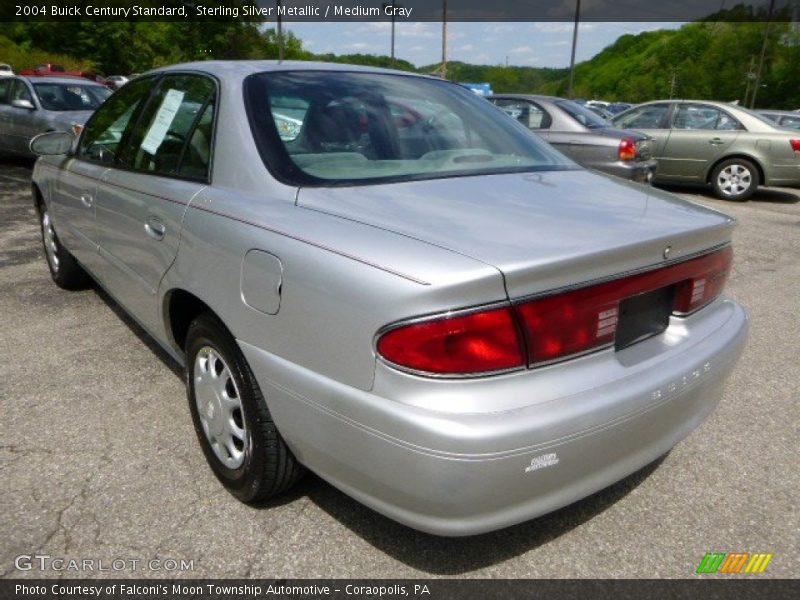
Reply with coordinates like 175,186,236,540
1,158,798,579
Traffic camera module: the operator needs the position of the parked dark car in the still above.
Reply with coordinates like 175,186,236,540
757,110,800,131
490,94,656,183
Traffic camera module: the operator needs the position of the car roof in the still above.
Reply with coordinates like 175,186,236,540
146,60,442,81
18,75,105,86
489,94,566,102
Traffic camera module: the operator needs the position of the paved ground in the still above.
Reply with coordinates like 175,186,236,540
1,158,798,579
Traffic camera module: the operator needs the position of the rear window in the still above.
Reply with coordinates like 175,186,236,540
245,71,575,186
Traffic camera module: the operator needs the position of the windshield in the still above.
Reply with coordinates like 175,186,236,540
245,71,575,186
555,99,609,128
33,82,111,111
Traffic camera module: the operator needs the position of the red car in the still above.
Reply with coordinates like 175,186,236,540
19,63,108,86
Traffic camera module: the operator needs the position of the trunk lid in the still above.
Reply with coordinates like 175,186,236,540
297,169,734,299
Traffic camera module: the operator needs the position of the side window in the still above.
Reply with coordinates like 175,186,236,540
0,79,10,104
615,104,671,129
673,105,741,131
79,76,155,164
10,80,33,104
122,74,216,179
779,115,800,130
492,99,551,129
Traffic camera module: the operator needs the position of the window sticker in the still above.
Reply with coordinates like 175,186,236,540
140,89,185,155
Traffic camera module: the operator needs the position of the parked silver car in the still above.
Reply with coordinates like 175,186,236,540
0,75,111,157
490,94,657,183
30,61,748,536
757,110,800,131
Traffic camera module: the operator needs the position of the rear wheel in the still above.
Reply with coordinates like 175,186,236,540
711,158,759,201
39,206,91,289
185,313,304,502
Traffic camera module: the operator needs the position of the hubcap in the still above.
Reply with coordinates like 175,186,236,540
42,211,59,273
193,347,247,469
717,164,752,197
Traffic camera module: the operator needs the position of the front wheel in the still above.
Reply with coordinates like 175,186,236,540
711,158,759,201
185,313,304,502
39,206,91,289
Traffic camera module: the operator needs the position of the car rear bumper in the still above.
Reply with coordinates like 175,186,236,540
599,159,657,183
239,298,748,536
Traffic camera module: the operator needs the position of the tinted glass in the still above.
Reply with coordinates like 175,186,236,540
33,83,111,111
492,99,551,129
79,76,155,164
614,104,671,129
246,71,575,186
10,80,33,103
0,79,10,104
122,74,215,179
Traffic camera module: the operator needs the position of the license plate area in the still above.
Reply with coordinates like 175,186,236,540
615,286,675,351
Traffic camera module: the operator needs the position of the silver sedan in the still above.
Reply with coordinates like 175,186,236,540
29,61,748,536
0,75,111,157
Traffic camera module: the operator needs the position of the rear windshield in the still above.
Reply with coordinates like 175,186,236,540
33,82,111,111
555,99,609,128
245,70,575,186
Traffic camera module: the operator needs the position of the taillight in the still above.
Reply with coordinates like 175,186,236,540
516,246,733,365
618,138,637,161
790,139,800,152
376,247,732,375
376,306,525,375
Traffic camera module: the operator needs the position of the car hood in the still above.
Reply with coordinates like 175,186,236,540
297,169,735,298
45,110,95,126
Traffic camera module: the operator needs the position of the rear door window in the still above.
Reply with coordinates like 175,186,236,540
615,104,671,129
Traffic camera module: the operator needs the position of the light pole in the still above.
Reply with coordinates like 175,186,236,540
567,0,581,99
751,0,776,108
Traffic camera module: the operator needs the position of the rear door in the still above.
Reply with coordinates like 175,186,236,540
658,103,741,180
93,73,216,332
613,103,673,160
0,78,12,152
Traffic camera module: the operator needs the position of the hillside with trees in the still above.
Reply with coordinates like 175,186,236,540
2,18,798,108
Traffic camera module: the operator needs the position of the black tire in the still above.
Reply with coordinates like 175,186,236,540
38,204,91,289
185,313,304,502
710,158,759,201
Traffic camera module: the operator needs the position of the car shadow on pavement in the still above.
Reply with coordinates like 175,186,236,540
92,284,185,380
296,455,668,574
656,182,799,204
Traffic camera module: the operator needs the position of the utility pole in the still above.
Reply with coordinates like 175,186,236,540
567,0,581,99
441,0,448,79
751,0,776,108
276,0,284,62
743,55,756,107
669,71,678,99
382,1,401,65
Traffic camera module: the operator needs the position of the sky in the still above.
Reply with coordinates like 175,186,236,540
285,22,685,68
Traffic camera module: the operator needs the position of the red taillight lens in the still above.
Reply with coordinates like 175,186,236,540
376,307,525,375
790,139,800,152
618,138,637,161
377,247,732,375
516,246,733,365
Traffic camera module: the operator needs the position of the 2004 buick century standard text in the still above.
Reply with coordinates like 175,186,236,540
30,61,748,536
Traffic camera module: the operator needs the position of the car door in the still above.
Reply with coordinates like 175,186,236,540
612,103,673,160
53,76,155,272
93,73,216,333
658,103,741,180
3,79,38,154
0,78,12,152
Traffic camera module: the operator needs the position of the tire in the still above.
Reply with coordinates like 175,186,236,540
185,313,304,502
38,204,91,289
710,158,759,201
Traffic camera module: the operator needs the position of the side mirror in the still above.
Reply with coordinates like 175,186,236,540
30,131,75,156
11,98,35,110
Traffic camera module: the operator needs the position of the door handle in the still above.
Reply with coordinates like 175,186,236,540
144,218,166,241
709,137,724,145
80,193,93,208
